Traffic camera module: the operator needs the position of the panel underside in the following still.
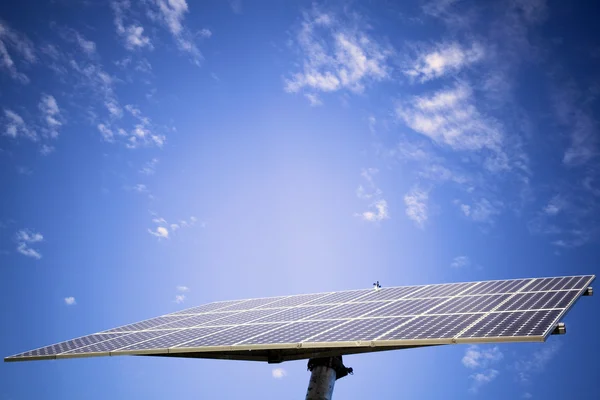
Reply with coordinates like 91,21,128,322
5,275,594,363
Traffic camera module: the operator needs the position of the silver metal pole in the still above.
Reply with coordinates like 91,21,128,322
305,356,353,400
306,364,337,400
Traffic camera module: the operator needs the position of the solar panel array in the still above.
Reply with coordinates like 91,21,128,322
5,275,594,362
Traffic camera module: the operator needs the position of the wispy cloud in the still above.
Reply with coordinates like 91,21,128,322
140,158,159,175
3,109,36,140
355,168,389,223
272,368,287,379
469,369,499,393
458,198,503,224
174,294,185,303
285,8,391,102
404,187,428,228
304,93,322,107
64,297,76,305
112,1,153,51
153,0,202,64
405,42,484,82
148,226,169,239
74,31,96,56
462,346,503,368
396,83,508,170
451,255,470,268
38,94,62,138
462,346,503,393
15,229,43,259
229,0,242,14
176,285,189,292
514,341,561,384
0,20,36,83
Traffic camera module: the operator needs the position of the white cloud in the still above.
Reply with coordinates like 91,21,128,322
97,124,114,142
105,100,123,118
229,0,242,14
404,187,428,228
285,9,390,96
74,32,96,55
515,341,561,384
40,144,55,155
522,393,533,399
543,195,565,216
176,285,189,292
451,255,470,268
140,158,159,175
0,20,36,83
272,368,287,379
469,369,499,393
148,226,169,239
304,93,323,106
125,25,152,50
459,198,502,223
153,0,202,64
64,297,76,305
112,2,153,51
358,199,389,222
198,28,212,38
462,346,503,369
3,109,36,140
174,294,185,303
133,184,148,193
397,83,507,169
39,94,62,138
405,42,484,82
15,229,43,259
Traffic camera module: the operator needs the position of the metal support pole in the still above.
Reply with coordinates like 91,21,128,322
305,356,353,400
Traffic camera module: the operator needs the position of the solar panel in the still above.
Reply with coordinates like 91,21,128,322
4,275,594,363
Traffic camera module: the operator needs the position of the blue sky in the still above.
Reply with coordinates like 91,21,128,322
1,0,599,398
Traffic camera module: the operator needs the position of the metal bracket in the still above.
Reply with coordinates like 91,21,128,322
307,356,353,380
583,287,593,296
551,322,566,335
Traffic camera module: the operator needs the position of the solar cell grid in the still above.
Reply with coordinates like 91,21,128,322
169,300,246,315
63,331,170,354
425,294,509,315
252,305,332,323
404,282,476,299
117,327,226,351
10,333,127,358
241,320,345,345
217,297,288,312
309,317,411,342
148,313,240,330
379,314,483,340
305,290,371,305
351,286,425,302
462,279,532,295
104,316,188,332
458,310,561,338
367,298,447,317
255,293,331,309
200,309,283,326
175,323,285,348
496,290,578,312
306,301,391,320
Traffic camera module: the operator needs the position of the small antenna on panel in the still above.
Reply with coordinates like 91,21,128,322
373,281,381,291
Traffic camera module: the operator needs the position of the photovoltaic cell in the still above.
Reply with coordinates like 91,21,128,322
495,291,578,312
5,274,594,363
305,290,371,305
309,317,411,342
117,327,227,351
252,305,332,323
241,320,346,345
458,310,562,338
306,302,390,320
379,314,484,340
169,300,246,315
